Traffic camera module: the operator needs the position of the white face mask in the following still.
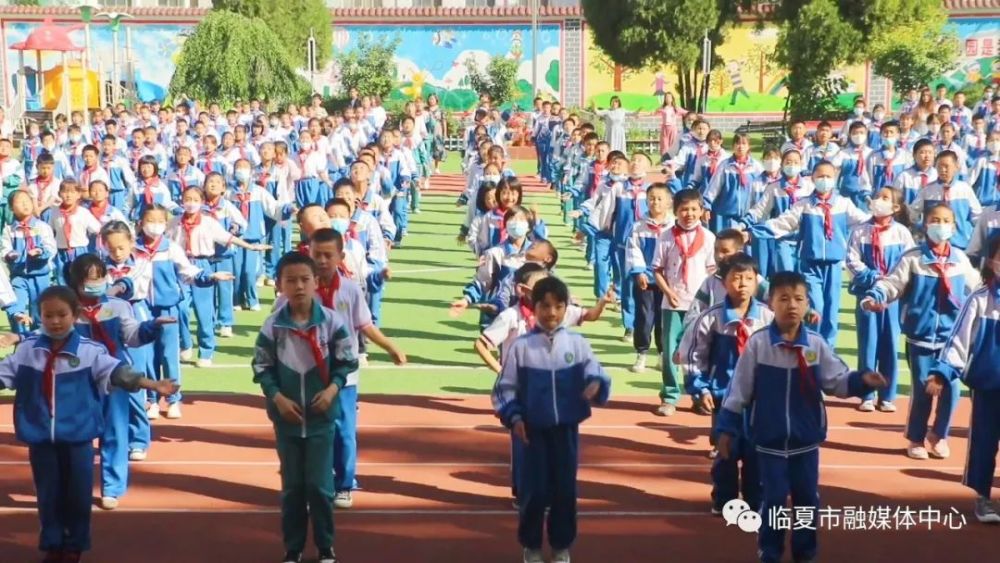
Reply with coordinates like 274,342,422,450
869,198,894,218
143,223,166,238
183,202,202,214
850,134,867,147
763,159,780,173
873,112,885,121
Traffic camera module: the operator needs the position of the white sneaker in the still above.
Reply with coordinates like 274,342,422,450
630,353,647,373
196,358,213,368
264,278,275,287
249,304,261,312
255,276,265,288
180,348,194,362
928,438,950,459
334,491,353,509
99,496,118,510
358,353,369,368
129,450,147,462
975,497,1000,524
166,403,182,420
219,326,233,338
552,549,571,563
906,444,929,460
523,548,545,563
147,403,160,420
877,401,897,413
655,355,662,370
858,400,876,412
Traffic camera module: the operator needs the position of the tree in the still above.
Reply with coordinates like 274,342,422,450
213,0,332,70
169,11,310,107
589,53,635,93
466,55,520,107
338,33,400,98
868,8,958,95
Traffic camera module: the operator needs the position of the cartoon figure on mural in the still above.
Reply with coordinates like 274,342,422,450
651,71,666,102
432,30,456,49
510,31,523,61
726,60,750,106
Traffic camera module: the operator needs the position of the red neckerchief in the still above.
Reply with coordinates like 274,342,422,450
89,200,108,222
58,205,75,246
298,241,310,255
131,147,143,170
855,148,865,177
627,178,645,221
205,197,222,220
142,177,158,206
929,243,956,311
317,273,341,309
81,165,98,188
708,151,720,177
235,187,252,218
920,171,929,188
815,193,834,240
518,297,536,330
203,151,215,174
42,338,68,414
493,207,507,242
734,318,752,354
733,156,750,188
794,138,805,151
181,213,201,254
81,300,117,356
258,165,271,187
35,175,54,209
779,340,816,395
176,165,190,193
289,325,329,386
871,216,893,274
882,151,895,184
590,161,606,197
941,183,951,203
109,263,131,280
346,221,360,240
299,149,312,169
670,224,705,285
137,235,163,259
17,218,35,251
647,220,665,236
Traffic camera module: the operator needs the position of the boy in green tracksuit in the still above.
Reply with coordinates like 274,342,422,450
252,252,359,563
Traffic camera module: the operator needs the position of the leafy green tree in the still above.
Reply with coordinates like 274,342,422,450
466,55,520,107
169,11,310,107
213,0,332,69
338,33,401,98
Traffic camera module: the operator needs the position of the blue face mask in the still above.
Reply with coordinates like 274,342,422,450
782,165,801,178
813,177,835,194
234,169,251,184
507,220,529,239
83,282,107,297
882,137,898,147
331,218,350,234
926,223,954,244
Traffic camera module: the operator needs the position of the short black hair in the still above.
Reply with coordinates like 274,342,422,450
296,203,324,223
36,153,55,166
310,227,344,251
935,150,959,165
716,228,744,247
39,285,80,316
913,138,934,153
769,271,808,297
719,252,757,279
982,233,1000,281
531,276,569,307
672,188,702,211
276,251,317,280
533,238,558,269
68,253,106,290
514,262,548,286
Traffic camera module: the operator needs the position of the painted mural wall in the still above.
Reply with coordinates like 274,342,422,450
3,20,193,107
937,18,998,91
322,24,562,112
583,23,868,113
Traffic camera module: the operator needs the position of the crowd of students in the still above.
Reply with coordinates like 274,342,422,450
0,82,999,563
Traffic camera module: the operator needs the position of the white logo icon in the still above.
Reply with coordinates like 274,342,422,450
723,499,762,533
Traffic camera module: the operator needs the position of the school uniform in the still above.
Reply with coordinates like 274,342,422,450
170,212,238,361
129,177,179,222
73,296,160,501
357,186,398,245
229,183,294,309
780,138,813,157
744,175,814,275
686,149,730,193
580,176,626,302
0,332,144,554
833,144,873,209
931,285,1000,500
682,273,770,331
463,239,532,329
867,148,913,192
0,217,55,334
383,149,414,245
866,243,981,444
492,325,610,552
136,234,213,407
260,161,299,280
293,149,330,208
750,193,869,346
704,156,764,232
21,136,43,177
206,197,247,330
968,154,1000,209
36,148,73,181
252,301,358,555
224,142,261,168
48,205,101,285
626,217,673,356
962,132,989,164
909,180,982,249
84,201,129,255
197,150,232,178
718,323,877,563
571,159,607,265
892,165,937,206
804,141,840,174
349,208,390,327
669,139,707,189
101,154,137,211
967,208,1000,263
679,298,773,510
0,156,26,233
847,220,915,404
532,113,554,182
935,141,970,179
650,224,716,405
26,175,60,223
166,165,206,203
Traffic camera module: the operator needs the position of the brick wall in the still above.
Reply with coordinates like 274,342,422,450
562,18,583,107
625,113,784,135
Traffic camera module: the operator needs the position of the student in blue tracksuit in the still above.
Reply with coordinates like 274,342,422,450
863,203,982,460
129,156,178,222
745,161,870,347
892,139,938,206
578,152,629,306
101,135,137,212
492,276,611,563
379,130,414,247
847,187,915,413
570,140,609,267
624,183,673,373
909,150,983,250
967,131,1000,209
67,254,168,511
867,121,912,193
679,253,773,515
930,233,1000,524
685,129,728,193
703,133,763,233
1,190,56,335
0,286,177,563
718,271,887,563
166,146,206,204
743,149,813,275
835,121,874,210
804,121,839,174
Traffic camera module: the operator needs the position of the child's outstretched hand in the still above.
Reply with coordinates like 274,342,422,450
310,385,340,414
27,248,42,258
636,275,649,291
862,371,888,390
805,310,822,326
152,379,180,397
698,391,715,413
252,243,272,252
107,283,127,297
583,380,601,401
155,317,178,325
925,375,945,397
212,272,235,282
512,420,529,444
13,313,31,328
860,298,885,313
716,433,732,461
601,283,617,305
560,193,572,202
274,392,304,424
382,267,392,281
449,299,469,318
388,346,407,366
0,332,19,347
569,210,583,219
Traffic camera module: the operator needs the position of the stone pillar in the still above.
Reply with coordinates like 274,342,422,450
869,74,892,107
562,18,583,107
